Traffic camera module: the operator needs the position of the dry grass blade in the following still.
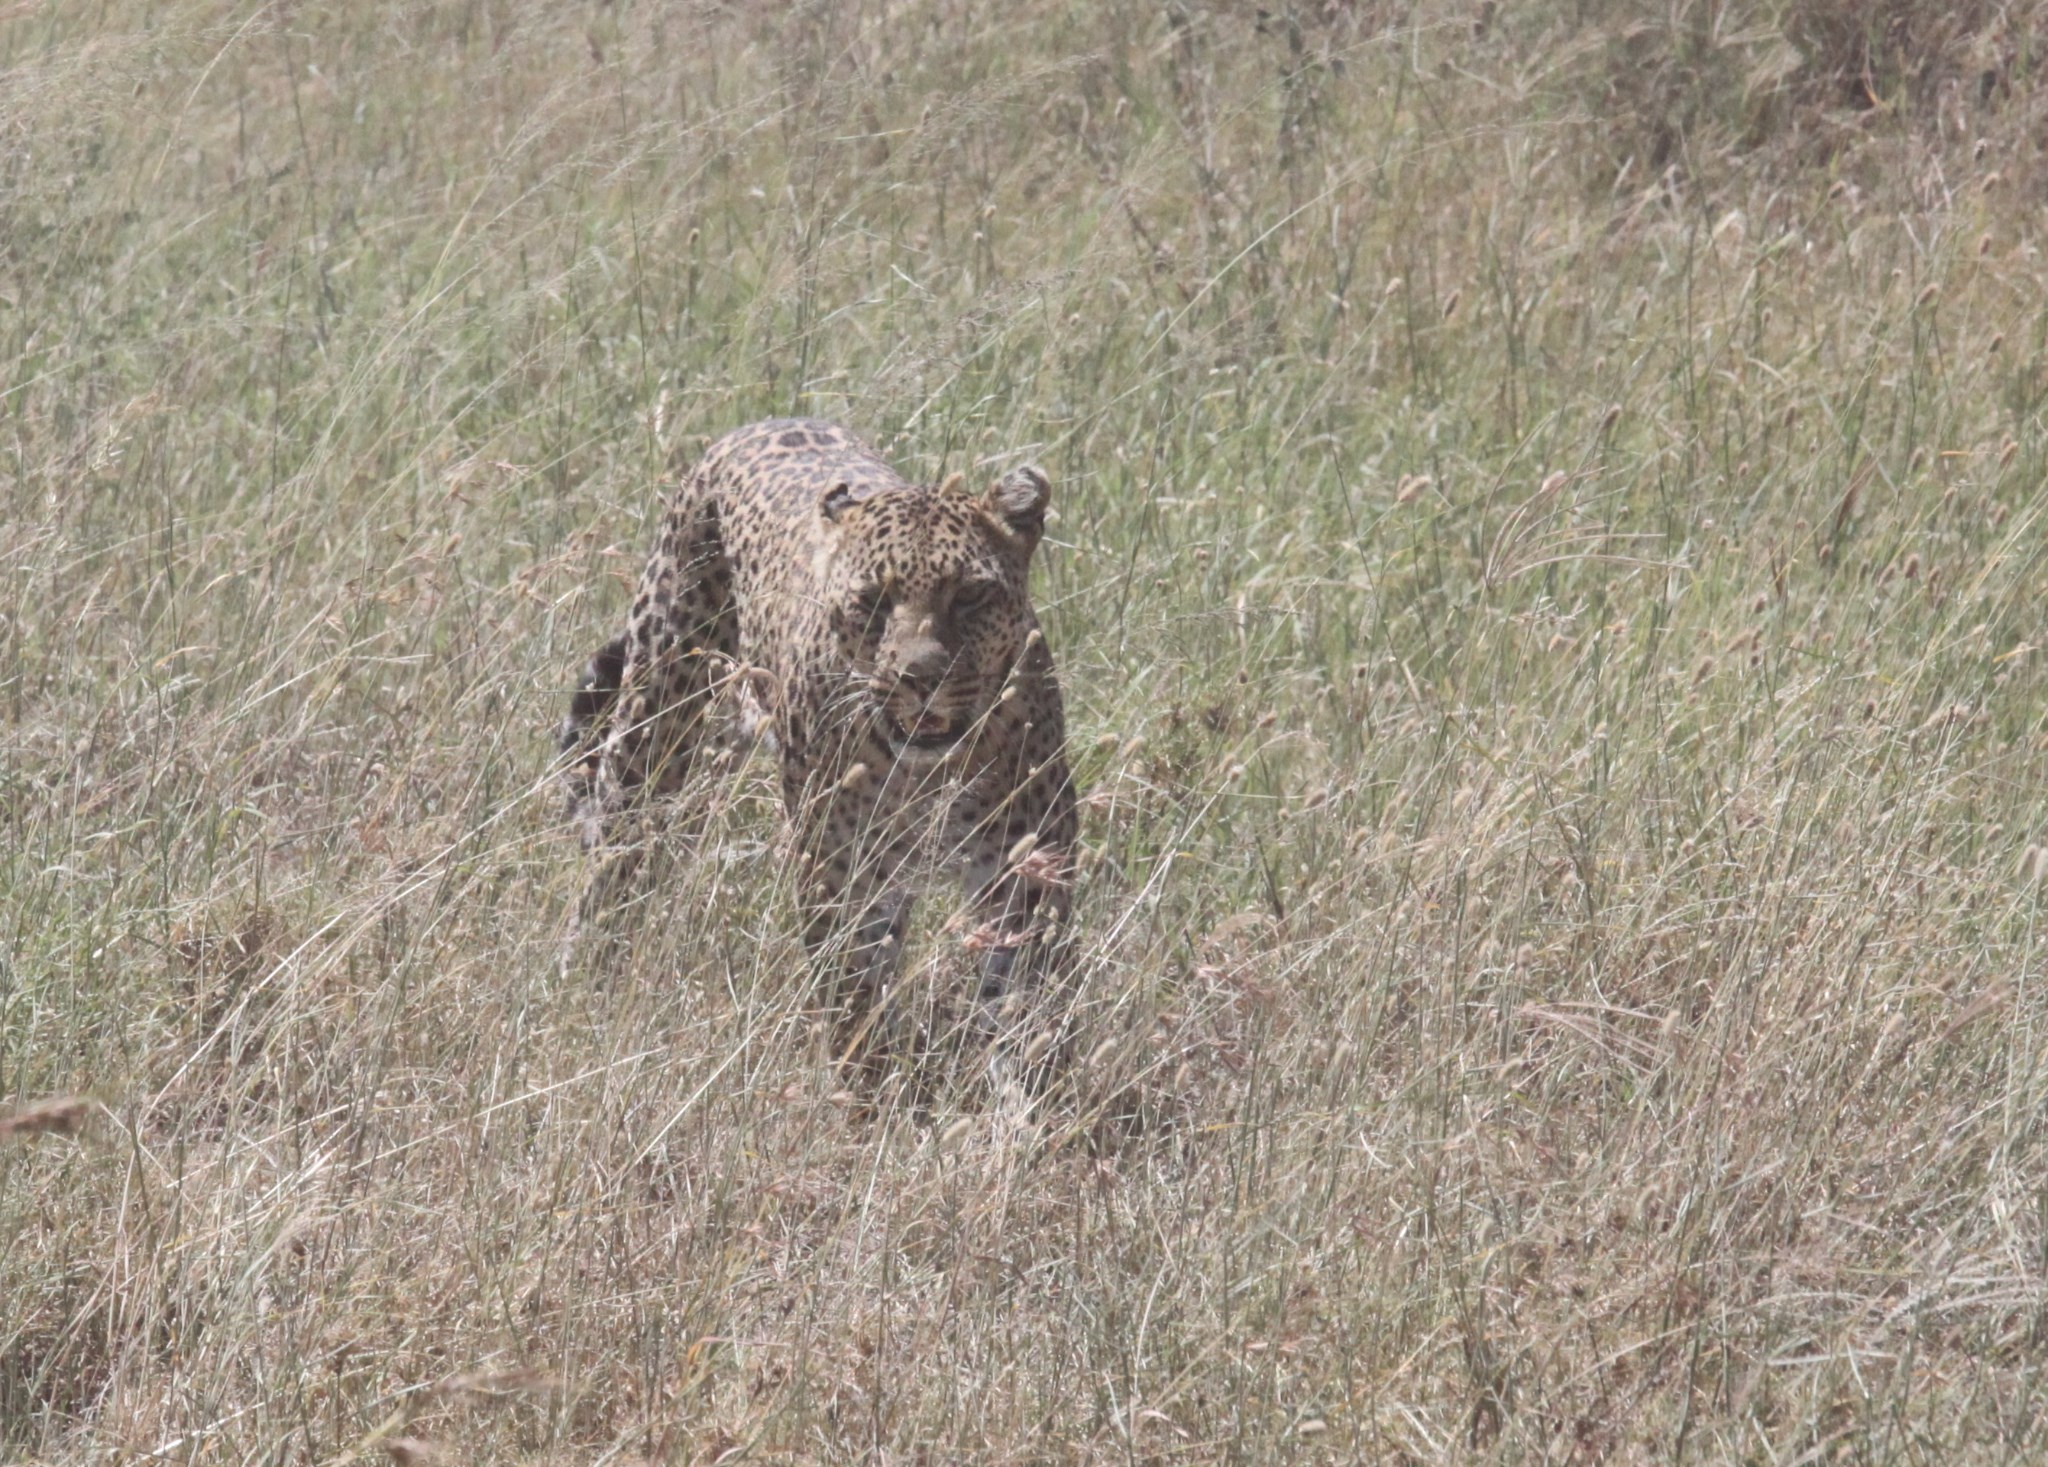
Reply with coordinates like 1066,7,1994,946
433,1367,557,1400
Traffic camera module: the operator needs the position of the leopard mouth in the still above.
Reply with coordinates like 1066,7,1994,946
882,708,968,753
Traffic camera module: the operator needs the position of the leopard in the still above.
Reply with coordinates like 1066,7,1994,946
558,418,1078,1051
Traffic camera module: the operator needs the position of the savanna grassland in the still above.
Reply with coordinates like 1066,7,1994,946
7,1,2048,1460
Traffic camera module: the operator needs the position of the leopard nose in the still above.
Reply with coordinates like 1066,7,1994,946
894,634,950,690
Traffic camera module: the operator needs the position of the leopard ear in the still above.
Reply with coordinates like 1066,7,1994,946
819,481,858,523
984,465,1050,546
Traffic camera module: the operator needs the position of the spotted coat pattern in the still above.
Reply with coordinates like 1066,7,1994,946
560,418,1077,1022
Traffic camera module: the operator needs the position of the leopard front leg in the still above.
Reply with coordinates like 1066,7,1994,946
951,742,1079,1033
559,478,734,962
788,780,921,1063
560,635,716,957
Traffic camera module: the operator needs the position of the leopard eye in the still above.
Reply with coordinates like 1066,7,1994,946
852,588,892,631
951,581,999,617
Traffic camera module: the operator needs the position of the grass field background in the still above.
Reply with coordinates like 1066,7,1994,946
6,1,2048,1460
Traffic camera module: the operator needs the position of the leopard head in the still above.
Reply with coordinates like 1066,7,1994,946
818,465,1051,758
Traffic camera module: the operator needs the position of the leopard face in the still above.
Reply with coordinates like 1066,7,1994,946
817,468,1049,760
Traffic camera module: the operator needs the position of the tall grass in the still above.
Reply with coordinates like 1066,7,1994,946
5,1,2048,1459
